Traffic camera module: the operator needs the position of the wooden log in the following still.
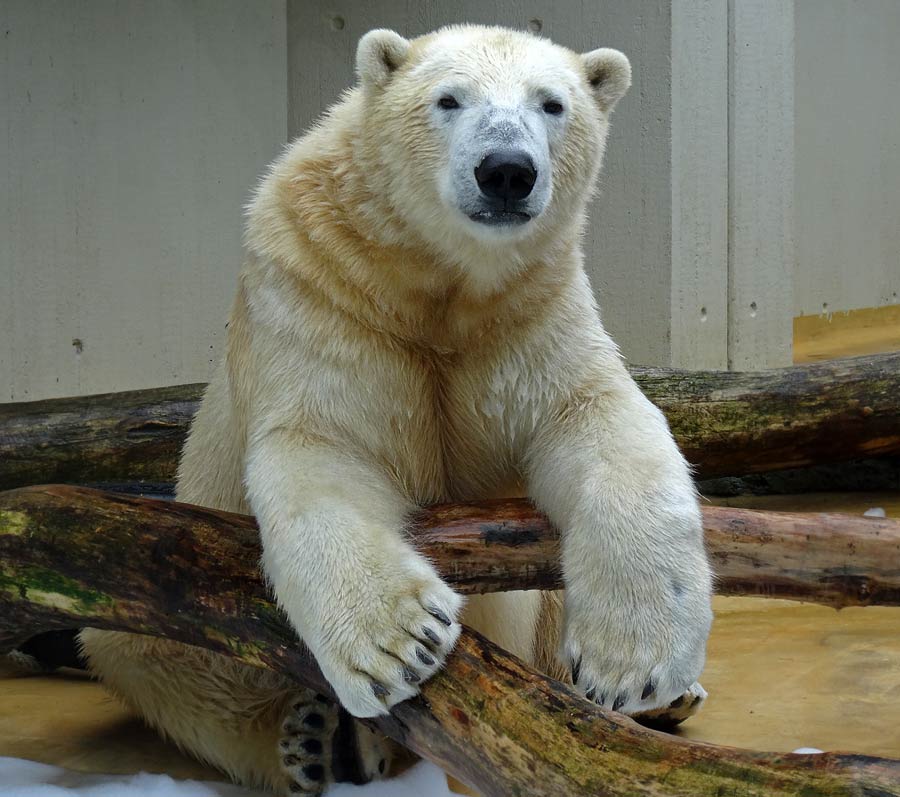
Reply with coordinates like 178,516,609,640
0,485,898,608
420,499,900,608
697,456,900,499
2,353,899,491
702,504,900,607
2,485,899,796
0,383,205,491
635,352,900,478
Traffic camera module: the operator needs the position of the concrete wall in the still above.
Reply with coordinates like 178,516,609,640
669,0,728,370
727,0,795,369
0,0,287,402
7,1,895,402
794,0,900,316
287,0,796,371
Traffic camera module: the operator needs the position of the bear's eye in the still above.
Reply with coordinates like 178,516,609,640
543,100,564,116
437,95,460,110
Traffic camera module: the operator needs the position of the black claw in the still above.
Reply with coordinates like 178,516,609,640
416,647,435,666
422,626,441,646
378,758,386,774
571,656,582,685
289,784,304,794
584,687,596,701
283,755,299,766
670,694,685,709
402,666,421,684
303,764,325,782
371,682,390,699
612,694,626,712
641,680,655,700
598,693,607,706
428,606,452,626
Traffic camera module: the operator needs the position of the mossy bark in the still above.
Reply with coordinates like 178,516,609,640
0,383,204,491
3,353,899,491
2,485,899,796
634,352,900,478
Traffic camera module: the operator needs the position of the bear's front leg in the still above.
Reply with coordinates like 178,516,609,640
246,434,463,719
525,382,713,715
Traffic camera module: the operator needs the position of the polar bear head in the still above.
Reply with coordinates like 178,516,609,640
354,25,631,277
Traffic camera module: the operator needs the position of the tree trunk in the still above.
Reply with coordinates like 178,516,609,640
702,503,900,606
0,383,203,491
2,352,899,491
2,486,900,797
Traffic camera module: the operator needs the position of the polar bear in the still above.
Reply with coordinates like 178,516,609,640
80,24,712,795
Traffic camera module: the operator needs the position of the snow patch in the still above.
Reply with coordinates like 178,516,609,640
0,757,464,797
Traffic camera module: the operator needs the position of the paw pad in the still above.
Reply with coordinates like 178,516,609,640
280,692,339,795
279,689,396,795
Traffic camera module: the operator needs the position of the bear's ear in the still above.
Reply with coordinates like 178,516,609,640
356,29,411,90
581,48,631,112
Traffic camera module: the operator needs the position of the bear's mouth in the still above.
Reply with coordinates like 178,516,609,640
468,209,532,226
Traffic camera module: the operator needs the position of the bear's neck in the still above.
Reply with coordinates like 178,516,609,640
246,115,580,351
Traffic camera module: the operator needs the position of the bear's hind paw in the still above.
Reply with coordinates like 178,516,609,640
279,691,395,795
280,693,337,795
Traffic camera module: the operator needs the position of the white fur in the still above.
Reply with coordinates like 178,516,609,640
523,273,712,711
81,25,712,793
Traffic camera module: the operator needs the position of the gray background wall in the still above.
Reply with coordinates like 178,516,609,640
1,0,897,402
0,1,287,402
794,0,900,316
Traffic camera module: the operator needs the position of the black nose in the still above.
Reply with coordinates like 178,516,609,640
474,151,537,201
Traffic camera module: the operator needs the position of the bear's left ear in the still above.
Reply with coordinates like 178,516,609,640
581,48,631,112
356,29,411,90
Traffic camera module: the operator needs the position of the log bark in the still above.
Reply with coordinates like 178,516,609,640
2,352,899,491
1,485,898,609
2,485,899,796
702,504,900,607
419,499,900,607
635,352,900,478
0,383,203,491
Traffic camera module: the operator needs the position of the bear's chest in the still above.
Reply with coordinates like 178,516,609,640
379,345,536,504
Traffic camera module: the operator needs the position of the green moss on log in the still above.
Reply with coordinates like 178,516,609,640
3,354,900,490
2,485,900,796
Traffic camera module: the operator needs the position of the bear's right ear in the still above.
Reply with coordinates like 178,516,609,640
356,29,411,90
581,48,632,112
